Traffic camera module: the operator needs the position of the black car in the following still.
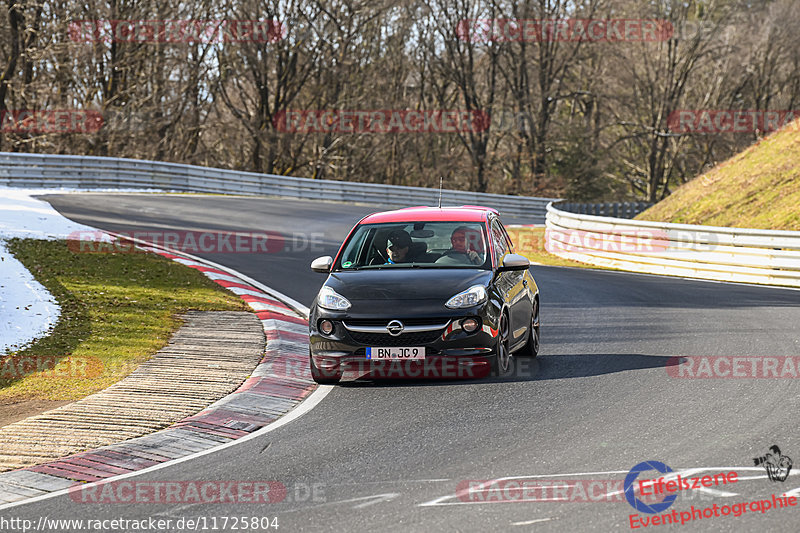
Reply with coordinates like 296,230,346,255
308,206,540,384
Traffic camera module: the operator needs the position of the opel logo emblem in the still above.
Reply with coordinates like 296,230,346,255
386,320,404,336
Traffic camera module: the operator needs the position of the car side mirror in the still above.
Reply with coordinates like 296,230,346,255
310,256,333,273
497,253,530,272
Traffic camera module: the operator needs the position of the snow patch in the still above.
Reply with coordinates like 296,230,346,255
0,186,129,239
0,186,105,353
0,241,61,353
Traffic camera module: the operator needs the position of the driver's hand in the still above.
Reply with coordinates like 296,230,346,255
468,250,480,263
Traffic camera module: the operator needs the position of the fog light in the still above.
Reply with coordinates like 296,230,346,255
461,317,480,333
319,319,334,335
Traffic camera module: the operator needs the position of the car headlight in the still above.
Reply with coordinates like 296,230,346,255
317,286,351,311
445,285,487,309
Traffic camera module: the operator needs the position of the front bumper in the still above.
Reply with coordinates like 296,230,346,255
318,354,493,380
309,308,500,379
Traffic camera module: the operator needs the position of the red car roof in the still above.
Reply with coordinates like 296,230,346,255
361,206,497,224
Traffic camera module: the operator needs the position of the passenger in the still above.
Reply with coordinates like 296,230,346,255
446,226,483,264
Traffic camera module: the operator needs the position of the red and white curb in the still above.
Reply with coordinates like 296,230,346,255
0,242,330,508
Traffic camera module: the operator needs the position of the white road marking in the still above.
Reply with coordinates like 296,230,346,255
275,492,401,513
607,465,800,500
781,486,800,498
248,301,297,314
341,493,401,509
170,257,206,268
695,487,738,497
419,470,629,507
511,518,557,526
421,466,798,508
201,272,245,284
334,479,451,485
225,286,275,298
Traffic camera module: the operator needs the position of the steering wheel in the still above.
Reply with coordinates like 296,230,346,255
443,249,481,264
372,242,389,263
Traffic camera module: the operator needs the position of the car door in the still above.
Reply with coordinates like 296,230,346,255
490,219,531,346
501,221,534,343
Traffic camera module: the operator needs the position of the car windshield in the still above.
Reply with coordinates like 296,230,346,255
335,221,490,270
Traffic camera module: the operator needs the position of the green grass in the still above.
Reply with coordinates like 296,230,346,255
637,119,800,230
507,226,616,270
0,239,248,402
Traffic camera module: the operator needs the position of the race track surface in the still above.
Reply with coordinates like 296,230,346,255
9,192,799,532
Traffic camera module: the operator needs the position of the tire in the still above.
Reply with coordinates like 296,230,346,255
491,312,512,376
519,298,540,358
310,353,342,385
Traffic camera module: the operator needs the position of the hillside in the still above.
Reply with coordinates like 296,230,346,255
636,118,800,230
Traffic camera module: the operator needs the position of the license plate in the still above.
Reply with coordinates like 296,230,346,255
366,347,425,360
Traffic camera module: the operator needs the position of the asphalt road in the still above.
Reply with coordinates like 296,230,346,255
6,192,800,532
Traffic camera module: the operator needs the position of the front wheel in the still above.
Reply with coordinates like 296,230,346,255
310,353,342,385
519,298,540,358
491,312,512,376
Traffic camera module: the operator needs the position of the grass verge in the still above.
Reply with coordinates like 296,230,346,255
637,118,800,230
1,238,248,403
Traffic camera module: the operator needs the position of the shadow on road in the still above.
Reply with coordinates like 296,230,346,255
337,353,677,387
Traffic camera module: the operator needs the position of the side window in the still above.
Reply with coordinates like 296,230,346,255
339,227,371,268
491,220,507,265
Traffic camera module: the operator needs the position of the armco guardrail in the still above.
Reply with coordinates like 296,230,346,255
546,202,800,288
0,152,558,220
556,201,653,219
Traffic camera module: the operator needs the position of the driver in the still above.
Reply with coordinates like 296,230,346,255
386,230,413,263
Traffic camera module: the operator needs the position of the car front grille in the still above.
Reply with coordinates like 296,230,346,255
347,330,443,346
344,318,450,327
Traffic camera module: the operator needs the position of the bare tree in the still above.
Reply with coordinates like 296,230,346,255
215,0,327,175
0,1,34,151
1,0,798,203
607,0,736,201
